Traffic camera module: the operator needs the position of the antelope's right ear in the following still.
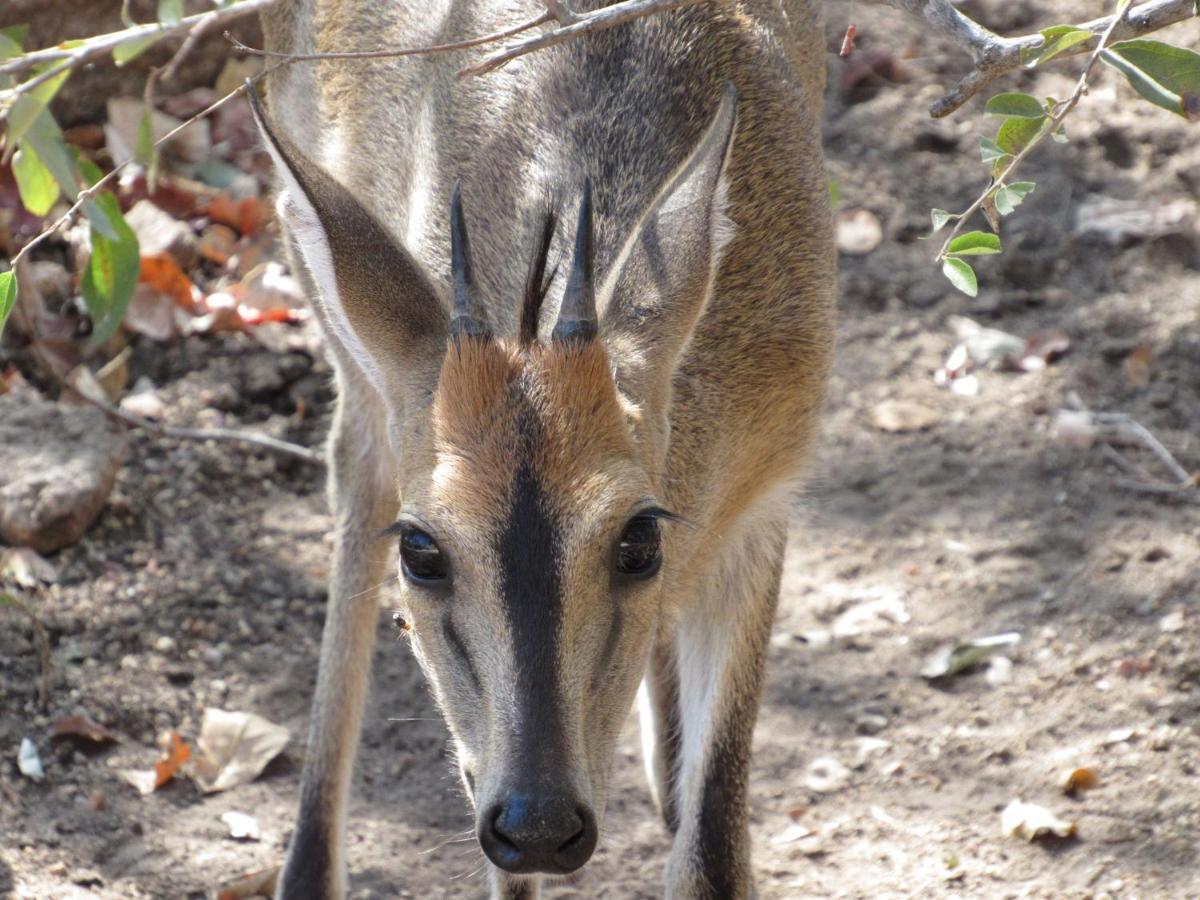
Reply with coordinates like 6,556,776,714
246,81,447,398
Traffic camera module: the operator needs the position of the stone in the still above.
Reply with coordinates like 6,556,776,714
0,395,127,553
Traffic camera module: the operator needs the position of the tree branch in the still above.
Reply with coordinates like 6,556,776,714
867,0,1199,117
461,0,716,77
935,2,1138,261
0,0,274,84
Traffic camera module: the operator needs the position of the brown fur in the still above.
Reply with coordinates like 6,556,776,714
257,2,836,897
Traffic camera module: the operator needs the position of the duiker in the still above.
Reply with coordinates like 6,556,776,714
254,1,834,897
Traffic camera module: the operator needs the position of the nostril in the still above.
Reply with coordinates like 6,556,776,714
555,808,587,853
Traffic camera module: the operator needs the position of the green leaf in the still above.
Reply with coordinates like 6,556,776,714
81,193,140,344
942,258,978,298
1021,25,1094,68
984,92,1047,119
22,112,80,198
979,137,1009,164
0,25,28,59
994,181,1036,216
930,208,954,233
1103,40,1200,119
996,116,1045,155
0,271,16,340
12,144,60,216
5,63,72,147
113,32,159,66
1052,125,1069,143
157,0,184,26
947,231,1002,256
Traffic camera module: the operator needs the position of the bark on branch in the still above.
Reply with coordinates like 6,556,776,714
868,0,1199,117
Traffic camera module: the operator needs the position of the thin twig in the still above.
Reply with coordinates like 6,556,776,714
543,1,581,26
935,1,1137,262
0,0,274,82
0,592,52,709
865,0,1198,117
224,11,553,63
461,0,717,76
7,59,285,274
1093,413,1195,485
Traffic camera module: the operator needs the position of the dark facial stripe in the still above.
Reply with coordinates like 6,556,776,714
496,418,569,776
442,613,482,694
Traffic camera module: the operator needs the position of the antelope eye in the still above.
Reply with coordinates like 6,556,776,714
617,515,663,578
400,528,448,583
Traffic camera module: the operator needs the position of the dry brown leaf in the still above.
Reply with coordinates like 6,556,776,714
192,708,290,794
216,866,279,900
120,730,191,795
51,715,119,747
207,194,270,236
0,547,58,588
1060,767,1099,796
1124,345,1154,389
139,253,202,313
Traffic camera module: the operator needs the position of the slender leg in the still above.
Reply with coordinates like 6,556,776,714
276,371,398,900
664,517,787,900
639,638,682,833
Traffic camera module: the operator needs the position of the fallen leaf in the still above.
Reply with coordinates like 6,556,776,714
220,810,261,841
120,730,191,795
18,737,44,781
921,632,1021,680
1012,328,1070,372
839,23,857,57
51,715,119,747
206,194,270,236
869,399,941,433
1001,799,1077,841
216,866,279,900
198,223,239,266
832,593,910,639
95,348,131,402
192,708,289,794
1052,410,1097,448
771,822,813,845
1124,345,1154,389
0,547,58,588
1060,767,1099,796
139,253,202,313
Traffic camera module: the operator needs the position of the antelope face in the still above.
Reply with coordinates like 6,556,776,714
398,335,669,875
393,183,673,875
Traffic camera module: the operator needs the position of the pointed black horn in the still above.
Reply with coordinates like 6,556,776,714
552,177,597,345
450,180,491,339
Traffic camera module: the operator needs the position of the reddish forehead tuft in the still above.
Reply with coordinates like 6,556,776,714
431,338,635,514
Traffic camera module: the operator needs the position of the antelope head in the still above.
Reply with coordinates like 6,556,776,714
251,82,738,879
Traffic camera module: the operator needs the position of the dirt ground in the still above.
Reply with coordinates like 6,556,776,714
2,2,1198,898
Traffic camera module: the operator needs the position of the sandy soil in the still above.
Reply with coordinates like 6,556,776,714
2,2,1198,898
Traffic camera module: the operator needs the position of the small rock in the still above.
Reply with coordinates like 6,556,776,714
852,737,891,769
985,655,1014,686
120,389,167,421
220,810,262,841
0,396,127,553
124,199,198,268
854,713,888,735
836,209,883,256
1159,608,1185,633
805,756,851,794
868,399,941,433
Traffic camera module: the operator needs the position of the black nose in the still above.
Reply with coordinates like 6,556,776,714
478,793,597,874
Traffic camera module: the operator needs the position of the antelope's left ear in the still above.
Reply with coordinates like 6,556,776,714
600,82,738,411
